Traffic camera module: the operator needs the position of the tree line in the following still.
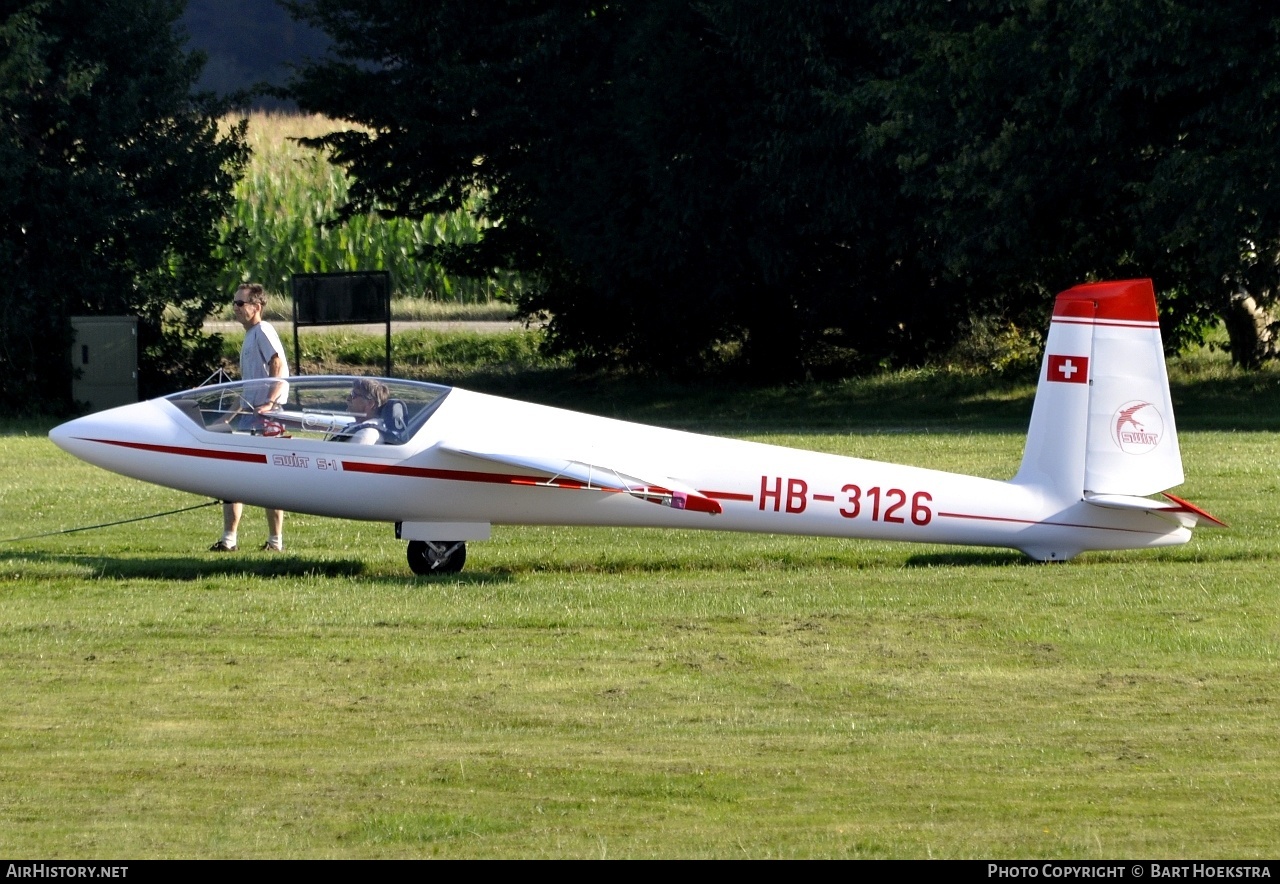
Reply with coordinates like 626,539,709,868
286,0,1280,378
3,0,1279,413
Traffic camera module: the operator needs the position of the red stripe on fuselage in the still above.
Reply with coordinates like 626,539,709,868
346,460,1171,537
82,440,1168,538
936,510,1168,536
347,460,1171,536
80,438,267,463
703,490,755,502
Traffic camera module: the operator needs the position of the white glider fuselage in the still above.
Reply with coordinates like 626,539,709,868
50,279,1222,567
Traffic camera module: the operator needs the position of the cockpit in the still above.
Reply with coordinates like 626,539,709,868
164,376,452,445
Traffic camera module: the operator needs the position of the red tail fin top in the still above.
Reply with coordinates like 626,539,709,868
1053,279,1158,323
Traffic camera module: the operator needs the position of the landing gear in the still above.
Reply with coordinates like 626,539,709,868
406,540,467,575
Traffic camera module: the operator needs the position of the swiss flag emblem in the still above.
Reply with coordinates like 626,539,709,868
1047,354,1089,384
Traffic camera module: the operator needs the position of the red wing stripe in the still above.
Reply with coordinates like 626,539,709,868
344,461,659,495
82,438,266,464
344,461,727,513
344,461,591,488
1161,492,1228,527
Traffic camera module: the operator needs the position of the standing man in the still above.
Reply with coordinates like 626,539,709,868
209,283,291,552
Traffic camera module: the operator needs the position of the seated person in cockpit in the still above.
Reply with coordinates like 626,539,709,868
341,378,391,444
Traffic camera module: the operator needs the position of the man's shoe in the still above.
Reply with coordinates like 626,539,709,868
260,541,284,552
209,540,237,552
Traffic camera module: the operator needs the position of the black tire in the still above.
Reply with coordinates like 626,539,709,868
406,540,466,575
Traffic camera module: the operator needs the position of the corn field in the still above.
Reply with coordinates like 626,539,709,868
217,113,519,303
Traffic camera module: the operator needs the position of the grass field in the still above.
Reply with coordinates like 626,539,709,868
2,361,1278,858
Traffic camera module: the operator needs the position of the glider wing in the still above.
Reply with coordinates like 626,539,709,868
437,443,723,515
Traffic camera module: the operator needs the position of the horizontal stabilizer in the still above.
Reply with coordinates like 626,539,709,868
437,444,722,515
1084,491,1226,529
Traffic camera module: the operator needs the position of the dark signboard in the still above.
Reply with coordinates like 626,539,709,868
290,271,392,375
291,271,390,325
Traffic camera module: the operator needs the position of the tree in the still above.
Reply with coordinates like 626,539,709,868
0,0,247,414
287,0,1280,379
286,1,964,380
867,0,1280,362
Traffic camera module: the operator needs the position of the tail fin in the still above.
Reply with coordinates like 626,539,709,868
1013,279,1184,500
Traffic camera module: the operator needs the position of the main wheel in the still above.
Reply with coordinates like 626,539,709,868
406,540,467,575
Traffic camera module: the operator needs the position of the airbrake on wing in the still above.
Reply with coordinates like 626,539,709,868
437,444,723,514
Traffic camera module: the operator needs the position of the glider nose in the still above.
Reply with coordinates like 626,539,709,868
49,411,98,460
48,400,172,467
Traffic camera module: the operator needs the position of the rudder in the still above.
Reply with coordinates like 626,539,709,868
1014,279,1184,500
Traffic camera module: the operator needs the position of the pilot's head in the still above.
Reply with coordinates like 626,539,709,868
348,378,389,417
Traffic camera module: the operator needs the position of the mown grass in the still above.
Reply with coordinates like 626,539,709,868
2,362,1278,858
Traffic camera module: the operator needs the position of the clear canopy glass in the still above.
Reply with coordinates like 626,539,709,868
164,376,452,445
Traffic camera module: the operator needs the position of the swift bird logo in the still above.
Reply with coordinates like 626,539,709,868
1110,400,1163,454
1115,403,1146,434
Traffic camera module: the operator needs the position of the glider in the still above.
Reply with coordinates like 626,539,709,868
50,279,1223,574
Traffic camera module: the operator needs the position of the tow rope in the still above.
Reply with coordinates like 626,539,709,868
0,500,221,543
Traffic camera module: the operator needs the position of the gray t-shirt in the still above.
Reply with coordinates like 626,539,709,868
241,321,290,406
